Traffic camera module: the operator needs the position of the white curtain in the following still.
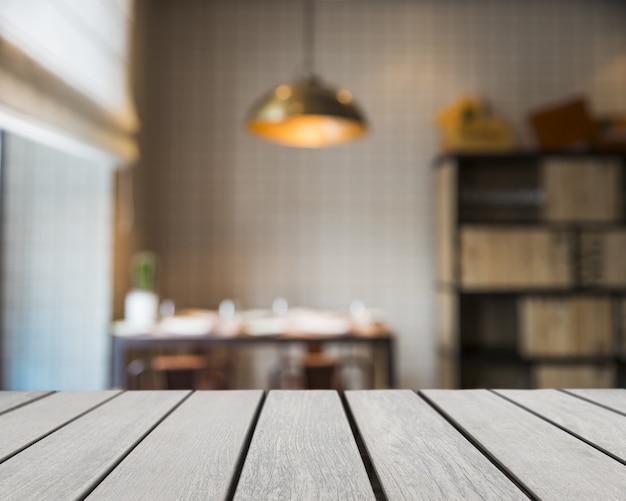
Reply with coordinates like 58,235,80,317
0,0,138,164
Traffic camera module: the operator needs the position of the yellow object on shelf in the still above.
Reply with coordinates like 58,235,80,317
435,96,515,152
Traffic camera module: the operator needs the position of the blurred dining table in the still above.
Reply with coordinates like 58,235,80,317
110,311,396,389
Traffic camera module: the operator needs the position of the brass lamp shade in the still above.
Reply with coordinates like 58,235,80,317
246,77,368,148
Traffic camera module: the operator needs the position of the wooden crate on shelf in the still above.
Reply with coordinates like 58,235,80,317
603,232,626,286
541,158,622,222
533,365,615,388
519,297,613,357
460,228,573,289
436,162,456,284
579,230,626,287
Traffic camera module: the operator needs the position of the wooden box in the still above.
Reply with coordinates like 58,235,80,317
533,365,615,389
436,162,456,284
541,159,622,222
580,230,626,287
529,98,597,150
460,228,573,289
519,297,613,357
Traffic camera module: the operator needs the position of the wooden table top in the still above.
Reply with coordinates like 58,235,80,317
0,389,625,500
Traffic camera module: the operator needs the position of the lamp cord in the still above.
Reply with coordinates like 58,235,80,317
303,0,315,78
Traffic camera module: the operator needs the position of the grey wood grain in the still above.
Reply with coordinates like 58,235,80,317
234,390,375,501
564,389,626,414
0,390,120,462
422,389,626,500
496,389,626,462
346,390,527,500
88,390,263,501
0,391,52,414
0,390,188,501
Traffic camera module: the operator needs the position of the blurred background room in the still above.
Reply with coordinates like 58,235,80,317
0,0,625,391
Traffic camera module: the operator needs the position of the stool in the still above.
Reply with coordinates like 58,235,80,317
268,353,341,390
126,354,230,390
301,352,342,390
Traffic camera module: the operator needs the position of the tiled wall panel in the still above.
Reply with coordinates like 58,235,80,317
140,0,626,388
2,133,113,390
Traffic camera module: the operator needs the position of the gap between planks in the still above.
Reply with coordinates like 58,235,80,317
0,390,123,466
0,391,55,416
224,391,267,501
561,389,626,417
221,391,390,501
79,391,194,500
417,390,538,501
339,392,387,501
490,389,626,467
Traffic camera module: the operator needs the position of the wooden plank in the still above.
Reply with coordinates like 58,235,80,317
460,227,572,289
0,390,119,462
0,391,188,500
88,391,263,501
234,391,374,500
0,391,51,414
565,389,626,414
346,390,526,500
422,389,626,499
496,389,626,462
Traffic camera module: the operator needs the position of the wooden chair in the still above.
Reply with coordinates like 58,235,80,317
126,353,230,390
271,340,377,390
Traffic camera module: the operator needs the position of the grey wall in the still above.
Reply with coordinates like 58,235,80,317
2,133,113,390
139,0,626,388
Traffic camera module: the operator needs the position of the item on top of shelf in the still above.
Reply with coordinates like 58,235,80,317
596,113,626,152
434,96,515,152
528,96,598,151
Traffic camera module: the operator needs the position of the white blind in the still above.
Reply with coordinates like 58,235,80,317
0,0,138,163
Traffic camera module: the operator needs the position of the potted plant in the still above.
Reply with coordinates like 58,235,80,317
124,252,159,326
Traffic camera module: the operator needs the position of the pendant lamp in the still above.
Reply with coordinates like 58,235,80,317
246,0,368,148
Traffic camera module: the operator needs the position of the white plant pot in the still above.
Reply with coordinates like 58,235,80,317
125,289,159,327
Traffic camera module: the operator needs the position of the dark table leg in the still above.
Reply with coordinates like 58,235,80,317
386,337,396,388
110,336,126,388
